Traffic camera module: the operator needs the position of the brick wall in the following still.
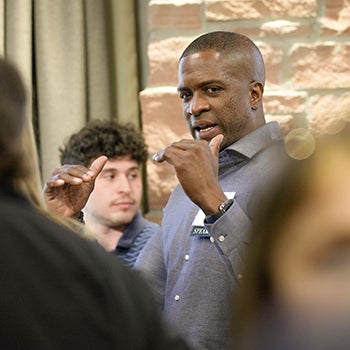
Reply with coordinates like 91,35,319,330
140,0,350,221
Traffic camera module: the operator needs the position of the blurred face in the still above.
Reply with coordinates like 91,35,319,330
270,157,350,324
83,155,142,230
177,50,260,150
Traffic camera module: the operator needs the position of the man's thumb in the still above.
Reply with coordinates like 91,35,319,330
209,134,224,158
88,155,108,178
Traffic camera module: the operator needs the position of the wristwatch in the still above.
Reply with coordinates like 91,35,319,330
205,198,234,224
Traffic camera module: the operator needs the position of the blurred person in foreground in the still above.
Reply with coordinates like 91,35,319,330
0,57,188,349
56,120,160,267
232,123,350,350
42,31,286,349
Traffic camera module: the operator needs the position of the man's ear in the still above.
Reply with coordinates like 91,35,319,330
249,81,264,110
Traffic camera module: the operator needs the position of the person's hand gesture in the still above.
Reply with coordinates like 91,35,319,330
43,156,108,218
152,135,227,215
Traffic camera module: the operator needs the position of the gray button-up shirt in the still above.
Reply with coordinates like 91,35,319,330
135,122,284,350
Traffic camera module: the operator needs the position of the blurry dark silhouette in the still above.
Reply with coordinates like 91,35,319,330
232,123,350,350
0,57,188,349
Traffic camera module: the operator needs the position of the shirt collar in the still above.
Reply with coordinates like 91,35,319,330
117,211,146,249
222,121,283,159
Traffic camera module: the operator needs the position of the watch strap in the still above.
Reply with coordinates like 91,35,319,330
205,198,234,224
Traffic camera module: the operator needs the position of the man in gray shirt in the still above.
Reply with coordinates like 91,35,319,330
135,31,284,349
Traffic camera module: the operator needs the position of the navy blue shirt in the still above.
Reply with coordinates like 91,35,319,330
114,211,160,267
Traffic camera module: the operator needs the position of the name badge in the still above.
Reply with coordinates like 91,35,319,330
190,192,236,237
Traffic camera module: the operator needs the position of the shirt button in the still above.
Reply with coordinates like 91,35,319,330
184,254,190,261
210,237,215,243
237,273,243,280
218,235,225,242
174,295,180,301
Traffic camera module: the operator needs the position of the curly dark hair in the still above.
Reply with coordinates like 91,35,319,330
59,119,148,166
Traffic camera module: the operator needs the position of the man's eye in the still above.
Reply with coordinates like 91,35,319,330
128,172,139,180
206,86,222,94
179,91,192,100
102,173,115,180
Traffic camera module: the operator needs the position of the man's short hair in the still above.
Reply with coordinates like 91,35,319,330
180,31,265,84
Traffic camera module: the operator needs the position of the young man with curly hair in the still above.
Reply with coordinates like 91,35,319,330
57,120,160,267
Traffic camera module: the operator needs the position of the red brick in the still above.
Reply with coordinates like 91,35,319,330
229,27,265,38
260,20,313,36
321,0,350,35
309,92,350,136
140,88,192,210
230,21,312,39
146,159,178,210
148,1,201,30
139,88,191,152
291,43,350,89
264,92,306,114
205,0,316,21
258,44,283,88
148,37,193,86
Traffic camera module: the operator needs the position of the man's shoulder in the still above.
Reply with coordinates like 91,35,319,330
140,219,161,236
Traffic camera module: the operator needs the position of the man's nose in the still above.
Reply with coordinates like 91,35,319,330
187,93,210,117
115,175,132,193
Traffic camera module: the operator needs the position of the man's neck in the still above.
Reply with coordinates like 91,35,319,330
86,219,126,252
